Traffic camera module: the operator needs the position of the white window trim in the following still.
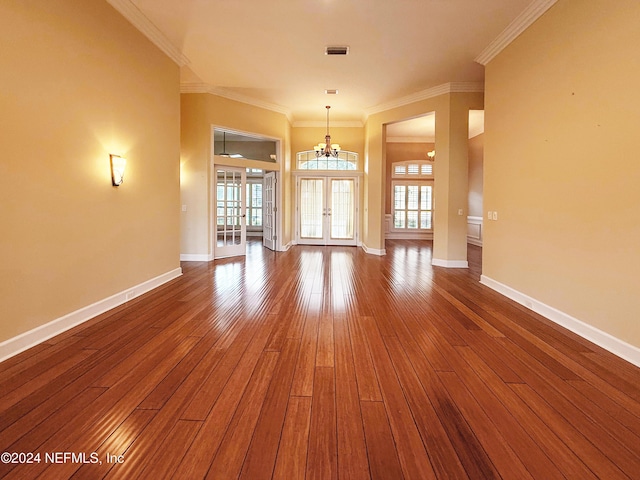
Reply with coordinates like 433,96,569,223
391,179,434,233
391,160,434,179
296,150,359,171
246,178,263,231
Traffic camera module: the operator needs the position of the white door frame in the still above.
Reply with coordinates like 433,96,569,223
208,125,285,258
262,171,277,251
212,165,246,259
294,172,361,246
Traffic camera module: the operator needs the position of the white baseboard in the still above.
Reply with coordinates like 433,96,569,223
361,243,386,256
385,232,434,240
0,267,183,364
432,258,469,268
180,253,213,262
467,238,483,247
480,275,640,368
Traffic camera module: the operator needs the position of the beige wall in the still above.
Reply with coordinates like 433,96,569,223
290,127,365,187
468,134,484,217
180,94,290,255
290,126,365,162
0,0,181,343
484,0,640,347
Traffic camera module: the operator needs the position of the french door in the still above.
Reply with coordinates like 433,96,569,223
297,176,357,246
214,166,246,258
262,171,277,251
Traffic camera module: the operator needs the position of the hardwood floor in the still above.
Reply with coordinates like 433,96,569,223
1,240,639,479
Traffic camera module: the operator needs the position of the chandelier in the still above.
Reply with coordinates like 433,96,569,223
314,106,340,158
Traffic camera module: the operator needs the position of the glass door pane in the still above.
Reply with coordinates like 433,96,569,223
215,167,246,258
330,179,354,240
297,176,358,246
394,185,406,228
300,178,324,239
263,171,276,250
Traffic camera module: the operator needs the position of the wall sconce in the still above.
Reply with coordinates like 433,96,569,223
427,150,436,161
110,154,127,186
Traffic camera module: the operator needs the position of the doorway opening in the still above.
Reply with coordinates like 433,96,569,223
212,127,281,260
294,150,360,247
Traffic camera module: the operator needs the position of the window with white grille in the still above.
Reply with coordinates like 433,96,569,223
296,150,358,170
392,160,433,178
391,160,434,231
246,181,263,226
392,182,433,230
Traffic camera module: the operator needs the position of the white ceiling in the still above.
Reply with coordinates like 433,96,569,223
117,0,539,124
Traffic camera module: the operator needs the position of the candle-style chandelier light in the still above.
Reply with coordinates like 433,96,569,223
313,106,340,158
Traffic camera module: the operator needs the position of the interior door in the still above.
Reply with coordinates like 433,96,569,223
215,167,246,258
298,176,357,246
263,171,277,250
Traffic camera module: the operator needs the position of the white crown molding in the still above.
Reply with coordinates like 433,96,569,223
475,0,558,65
292,120,364,128
179,82,210,94
447,82,486,93
180,82,292,121
480,275,640,368
181,80,483,125
386,136,434,143
0,268,183,363
364,82,484,118
106,0,190,66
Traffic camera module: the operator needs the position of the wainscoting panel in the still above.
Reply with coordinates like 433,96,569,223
467,216,483,246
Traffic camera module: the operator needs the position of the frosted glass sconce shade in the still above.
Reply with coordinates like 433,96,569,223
110,154,126,186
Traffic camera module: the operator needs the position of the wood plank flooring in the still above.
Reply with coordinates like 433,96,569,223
1,240,640,479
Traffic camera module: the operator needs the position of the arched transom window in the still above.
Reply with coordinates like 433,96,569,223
297,151,358,170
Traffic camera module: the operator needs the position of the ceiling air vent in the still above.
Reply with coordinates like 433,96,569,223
325,89,338,95
325,46,349,56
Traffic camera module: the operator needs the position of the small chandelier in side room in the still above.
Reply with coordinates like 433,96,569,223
314,106,340,158
426,150,436,161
